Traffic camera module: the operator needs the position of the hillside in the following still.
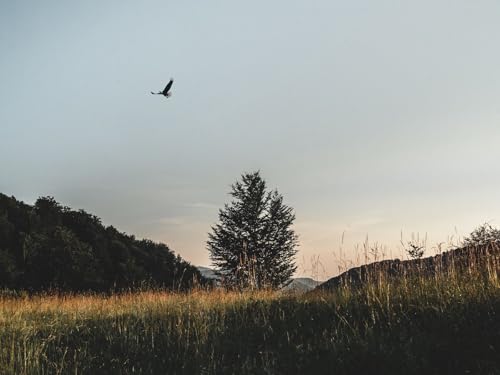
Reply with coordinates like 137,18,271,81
0,193,201,291
317,242,500,291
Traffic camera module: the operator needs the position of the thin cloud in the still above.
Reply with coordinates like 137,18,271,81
184,202,220,209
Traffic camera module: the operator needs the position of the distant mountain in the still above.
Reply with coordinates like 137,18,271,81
197,266,220,280
197,266,320,291
283,277,321,292
316,243,500,291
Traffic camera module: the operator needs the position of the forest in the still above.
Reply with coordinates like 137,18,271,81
0,193,201,291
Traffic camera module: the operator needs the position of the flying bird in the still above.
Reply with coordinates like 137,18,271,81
151,79,174,97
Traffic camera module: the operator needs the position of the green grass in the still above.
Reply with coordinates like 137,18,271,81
1,266,499,374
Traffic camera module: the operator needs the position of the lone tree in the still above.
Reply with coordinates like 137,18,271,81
207,171,298,289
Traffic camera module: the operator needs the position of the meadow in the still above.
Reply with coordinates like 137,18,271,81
1,250,499,375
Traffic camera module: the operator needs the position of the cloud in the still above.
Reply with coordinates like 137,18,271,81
157,217,187,226
183,202,220,209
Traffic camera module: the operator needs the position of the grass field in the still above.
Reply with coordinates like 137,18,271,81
1,257,499,374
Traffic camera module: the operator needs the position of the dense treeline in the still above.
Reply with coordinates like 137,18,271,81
0,193,202,291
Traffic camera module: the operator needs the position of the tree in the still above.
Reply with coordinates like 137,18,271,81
463,223,500,247
405,242,425,260
401,233,426,260
207,171,298,289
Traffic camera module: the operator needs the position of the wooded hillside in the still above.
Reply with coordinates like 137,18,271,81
0,193,201,291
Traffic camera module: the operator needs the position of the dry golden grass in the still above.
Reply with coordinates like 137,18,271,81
1,248,499,374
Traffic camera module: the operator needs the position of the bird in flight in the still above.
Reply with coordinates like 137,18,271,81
151,79,174,97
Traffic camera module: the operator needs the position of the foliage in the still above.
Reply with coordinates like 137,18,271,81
0,193,201,291
463,223,500,246
207,171,298,289
405,242,425,259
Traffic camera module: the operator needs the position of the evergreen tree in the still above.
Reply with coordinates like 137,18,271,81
207,171,298,289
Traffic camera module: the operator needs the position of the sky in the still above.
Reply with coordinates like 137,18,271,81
1,1,500,279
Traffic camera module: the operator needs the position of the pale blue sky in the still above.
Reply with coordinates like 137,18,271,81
2,1,500,278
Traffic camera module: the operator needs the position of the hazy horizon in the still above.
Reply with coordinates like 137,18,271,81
2,1,500,278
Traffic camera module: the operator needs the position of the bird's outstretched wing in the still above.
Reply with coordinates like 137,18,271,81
162,79,174,95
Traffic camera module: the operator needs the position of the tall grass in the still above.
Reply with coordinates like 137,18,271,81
0,248,499,374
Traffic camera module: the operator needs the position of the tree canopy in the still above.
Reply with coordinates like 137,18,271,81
0,193,201,292
207,171,298,289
